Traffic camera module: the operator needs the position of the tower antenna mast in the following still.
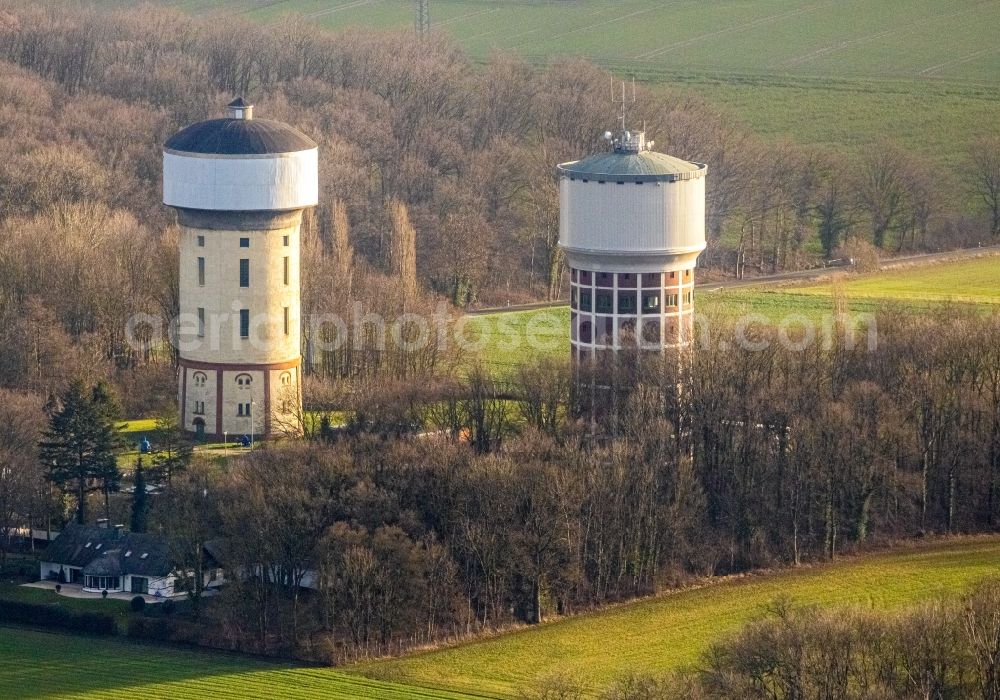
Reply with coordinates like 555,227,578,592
611,76,637,132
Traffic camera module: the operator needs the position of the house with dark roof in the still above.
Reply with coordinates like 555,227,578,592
40,523,224,597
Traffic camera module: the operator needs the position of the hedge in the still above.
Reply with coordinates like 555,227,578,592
0,599,117,636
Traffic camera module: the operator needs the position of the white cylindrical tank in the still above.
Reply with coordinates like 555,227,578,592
163,98,317,440
558,130,706,359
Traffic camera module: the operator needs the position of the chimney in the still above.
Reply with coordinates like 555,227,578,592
226,97,253,120
96,518,109,529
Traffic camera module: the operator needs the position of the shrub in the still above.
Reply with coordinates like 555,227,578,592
161,598,175,615
127,615,176,642
0,599,116,636
130,596,146,613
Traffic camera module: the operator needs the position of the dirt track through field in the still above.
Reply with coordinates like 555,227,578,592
635,2,834,61
514,3,675,50
780,1,997,68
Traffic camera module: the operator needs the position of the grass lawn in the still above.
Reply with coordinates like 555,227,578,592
0,626,477,700
357,537,1000,697
0,582,132,632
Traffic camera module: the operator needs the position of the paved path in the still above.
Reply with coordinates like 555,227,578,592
23,580,164,604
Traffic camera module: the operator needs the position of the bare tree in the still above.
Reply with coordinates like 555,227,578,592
971,136,1000,238
388,198,418,304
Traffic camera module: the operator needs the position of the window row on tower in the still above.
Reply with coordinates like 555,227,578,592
571,288,693,314
570,268,693,288
570,312,695,347
186,370,295,421
196,234,290,248
193,307,291,338
570,267,694,316
196,256,291,288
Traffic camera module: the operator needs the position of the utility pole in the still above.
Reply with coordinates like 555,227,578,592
415,0,429,39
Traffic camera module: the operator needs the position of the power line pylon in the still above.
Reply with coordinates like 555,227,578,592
415,0,429,39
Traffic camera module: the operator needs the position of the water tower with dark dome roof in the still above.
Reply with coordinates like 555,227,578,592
163,98,318,439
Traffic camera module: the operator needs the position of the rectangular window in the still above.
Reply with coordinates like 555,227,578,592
618,292,637,314
283,235,289,247
571,287,578,310
239,258,249,288
641,292,660,312
579,291,592,312
684,291,693,304
666,294,679,307
193,401,204,415
239,237,249,248
595,292,613,314
239,309,249,338
237,403,244,417
197,308,205,337
283,256,289,286
197,235,204,247
283,306,289,335
197,257,205,286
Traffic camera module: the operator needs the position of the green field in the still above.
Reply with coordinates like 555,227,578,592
794,255,1000,303
153,0,1000,185
358,537,1000,697
470,255,1000,371
6,538,999,699
168,0,1000,82
0,627,476,700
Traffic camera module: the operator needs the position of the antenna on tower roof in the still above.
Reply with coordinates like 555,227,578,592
612,77,637,133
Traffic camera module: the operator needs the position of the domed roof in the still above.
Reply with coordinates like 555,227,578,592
165,118,317,156
558,150,705,183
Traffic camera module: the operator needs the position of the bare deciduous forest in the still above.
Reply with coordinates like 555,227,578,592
0,0,999,679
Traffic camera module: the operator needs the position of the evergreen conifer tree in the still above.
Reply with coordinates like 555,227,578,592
39,381,121,524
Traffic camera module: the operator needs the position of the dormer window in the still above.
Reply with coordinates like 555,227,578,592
85,542,92,548
125,551,132,557
140,553,149,559
95,544,102,550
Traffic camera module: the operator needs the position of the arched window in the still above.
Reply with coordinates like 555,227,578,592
193,372,207,388
235,373,252,388
279,372,291,386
